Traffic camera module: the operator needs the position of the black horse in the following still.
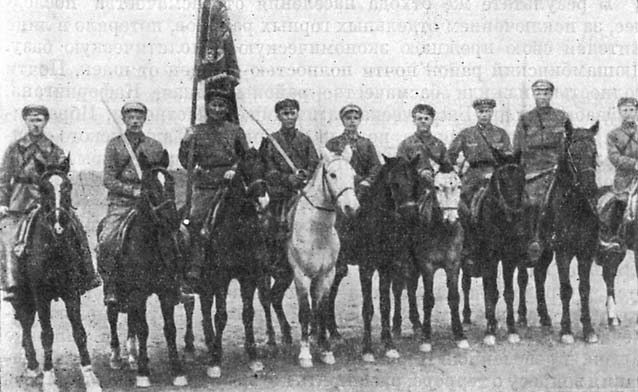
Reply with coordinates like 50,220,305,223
409,162,468,352
182,141,270,378
519,121,600,344
321,156,420,362
4,156,102,392
105,150,187,388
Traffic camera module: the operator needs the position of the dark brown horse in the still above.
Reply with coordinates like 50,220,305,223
105,150,187,388
519,121,600,344
6,156,102,392
181,142,271,378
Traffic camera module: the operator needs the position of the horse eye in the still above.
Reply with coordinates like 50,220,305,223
329,173,337,179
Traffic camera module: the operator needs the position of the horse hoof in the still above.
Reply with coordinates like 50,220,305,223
206,366,221,379
135,375,151,388
385,349,400,359
82,366,103,392
299,357,314,368
128,358,138,371
172,375,188,387
483,335,496,346
608,317,621,328
25,365,42,378
42,370,58,392
560,334,575,344
249,360,265,373
507,334,521,344
361,353,375,363
456,339,470,349
585,333,599,344
320,351,336,365
419,343,432,353
109,357,122,370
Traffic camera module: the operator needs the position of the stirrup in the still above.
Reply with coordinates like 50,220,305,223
13,242,26,258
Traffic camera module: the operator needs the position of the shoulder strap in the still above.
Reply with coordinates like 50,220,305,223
120,134,142,180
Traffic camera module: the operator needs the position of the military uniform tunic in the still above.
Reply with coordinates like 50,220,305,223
448,123,512,200
608,120,638,198
396,131,448,175
178,119,248,227
262,128,319,202
325,130,381,187
513,106,570,204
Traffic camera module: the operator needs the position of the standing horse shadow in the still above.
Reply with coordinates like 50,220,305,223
104,150,188,388
3,156,102,392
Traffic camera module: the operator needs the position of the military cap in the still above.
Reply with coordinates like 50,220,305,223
121,101,148,116
472,98,496,109
275,98,300,113
411,104,436,118
617,97,638,108
21,104,50,120
339,104,362,118
204,74,235,104
531,79,555,92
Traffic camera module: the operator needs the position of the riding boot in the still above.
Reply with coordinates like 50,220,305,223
186,234,205,284
525,205,545,268
2,252,20,302
78,233,102,292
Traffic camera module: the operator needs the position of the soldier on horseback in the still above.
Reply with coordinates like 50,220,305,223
599,97,638,253
180,81,249,284
98,101,177,305
0,105,100,302
513,79,572,264
261,98,319,239
448,98,512,274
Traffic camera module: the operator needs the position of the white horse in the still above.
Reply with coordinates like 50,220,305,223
287,146,359,368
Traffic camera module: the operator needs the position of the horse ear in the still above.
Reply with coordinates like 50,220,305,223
60,153,71,174
321,147,333,161
235,138,246,159
341,145,353,162
429,157,440,173
590,120,600,136
159,149,170,169
34,158,46,175
138,151,151,171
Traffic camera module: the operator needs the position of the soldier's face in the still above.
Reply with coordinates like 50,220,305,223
25,114,47,137
618,104,637,123
277,108,299,129
341,111,361,132
122,111,146,133
475,108,494,125
413,112,434,132
533,89,553,107
206,99,229,121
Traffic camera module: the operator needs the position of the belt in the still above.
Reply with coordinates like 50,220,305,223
13,176,37,184
468,161,495,169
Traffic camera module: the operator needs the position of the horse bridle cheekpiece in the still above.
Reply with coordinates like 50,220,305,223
564,136,597,212
491,163,524,220
144,168,176,223
303,156,354,212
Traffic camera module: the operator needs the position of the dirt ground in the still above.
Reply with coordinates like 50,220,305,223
1,171,637,392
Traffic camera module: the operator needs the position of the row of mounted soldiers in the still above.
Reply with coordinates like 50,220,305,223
1,78,637,304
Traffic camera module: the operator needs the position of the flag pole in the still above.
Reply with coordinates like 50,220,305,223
184,0,205,221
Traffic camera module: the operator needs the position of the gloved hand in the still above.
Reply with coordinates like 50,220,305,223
419,169,434,184
224,170,236,180
287,170,308,188
0,205,8,217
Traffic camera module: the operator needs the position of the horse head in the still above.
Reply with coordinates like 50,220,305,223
318,145,360,218
138,150,179,232
234,139,270,214
561,120,599,212
428,159,462,225
380,154,420,222
489,150,526,222
34,154,73,236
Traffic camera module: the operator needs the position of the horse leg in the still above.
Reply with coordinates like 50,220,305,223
293,267,313,368
200,294,219,378
183,297,196,360
126,312,138,371
446,265,468,348
257,275,277,347
37,300,58,392
159,294,187,386
16,301,40,376
359,266,375,362
313,267,336,365
482,259,499,346
326,264,347,340
407,269,421,335
602,253,623,327
106,303,122,369
556,252,574,344
130,299,151,387
391,272,403,339
211,276,230,376
461,269,472,325
271,269,294,345
577,255,598,343
419,266,435,353
502,260,520,344
379,269,399,359
534,249,553,328
64,295,102,392
240,277,264,373
635,253,638,331
517,266,529,327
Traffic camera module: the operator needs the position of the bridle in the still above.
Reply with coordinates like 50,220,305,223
490,163,525,221
563,136,597,214
143,168,176,224
302,157,354,212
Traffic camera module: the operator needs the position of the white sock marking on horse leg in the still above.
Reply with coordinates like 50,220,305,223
43,370,59,392
81,365,103,392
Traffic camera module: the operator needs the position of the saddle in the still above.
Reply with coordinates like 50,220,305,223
470,187,488,227
96,209,138,260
